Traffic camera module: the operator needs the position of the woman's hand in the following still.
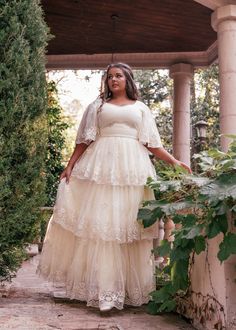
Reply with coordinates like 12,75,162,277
174,160,192,174
146,147,192,174
60,165,73,183
59,143,89,184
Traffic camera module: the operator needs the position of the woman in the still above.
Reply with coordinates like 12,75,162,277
38,63,191,312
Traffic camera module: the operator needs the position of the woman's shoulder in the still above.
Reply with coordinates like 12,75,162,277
82,97,103,116
87,96,103,109
136,100,150,111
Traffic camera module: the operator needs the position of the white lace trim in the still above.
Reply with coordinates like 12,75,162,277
72,164,154,186
138,101,163,148
38,265,153,309
52,206,158,243
76,126,97,144
72,135,157,186
75,97,102,145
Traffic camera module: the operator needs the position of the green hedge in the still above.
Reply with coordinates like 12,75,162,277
0,0,49,281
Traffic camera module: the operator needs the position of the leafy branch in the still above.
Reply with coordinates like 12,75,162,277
138,137,236,317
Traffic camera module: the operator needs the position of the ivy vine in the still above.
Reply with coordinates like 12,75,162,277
138,136,236,320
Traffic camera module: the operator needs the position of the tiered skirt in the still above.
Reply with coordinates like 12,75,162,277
38,135,158,309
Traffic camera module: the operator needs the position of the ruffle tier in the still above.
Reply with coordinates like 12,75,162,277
52,177,159,243
38,222,155,309
71,136,156,186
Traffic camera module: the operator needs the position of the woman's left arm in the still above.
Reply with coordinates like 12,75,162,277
146,146,192,174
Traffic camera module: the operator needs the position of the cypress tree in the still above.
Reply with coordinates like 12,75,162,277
0,0,49,280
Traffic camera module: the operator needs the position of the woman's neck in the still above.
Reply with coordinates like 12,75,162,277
107,97,136,106
110,93,130,102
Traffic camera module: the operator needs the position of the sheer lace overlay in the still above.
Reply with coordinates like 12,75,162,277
51,178,159,243
137,101,163,148
75,97,102,145
72,136,157,186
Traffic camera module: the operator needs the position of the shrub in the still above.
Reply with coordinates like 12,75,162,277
138,137,236,315
45,81,70,207
0,0,49,281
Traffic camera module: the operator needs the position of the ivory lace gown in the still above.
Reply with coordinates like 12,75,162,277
38,98,163,310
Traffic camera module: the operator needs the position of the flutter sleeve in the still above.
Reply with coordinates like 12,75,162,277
138,102,163,148
75,97,102,145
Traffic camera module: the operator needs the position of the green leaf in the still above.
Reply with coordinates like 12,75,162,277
138,207,163,228
173,214,184,224
163,264,172,275
137,208,156,228
183,226,201,239
158,299,176,312
219,159,236,171
146,301,159,315
170,239,194,260
150,286,171,303
214,202,227,215
207,221,221,239
200,173,236,202
207,149,226,160
171,259,189,291
154,239,171,257
176,214,198,227
183,175,211,187
216,214,228,234
161,200,195,216
194,236,206,254
218,233,236,262
155,180,182,193
207,214,228,238
138,208,153,220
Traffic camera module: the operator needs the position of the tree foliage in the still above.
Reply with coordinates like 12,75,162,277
134,65,220,156
134,70,173,151
45,81,69,206
134,70,171,107
0,0,49,280
191,65,220,154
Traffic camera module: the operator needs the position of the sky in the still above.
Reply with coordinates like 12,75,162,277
48,70,103,110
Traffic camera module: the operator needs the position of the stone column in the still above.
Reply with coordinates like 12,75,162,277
169,63,194,166
212,8,236,329
212,5,236,151
186,8,236,329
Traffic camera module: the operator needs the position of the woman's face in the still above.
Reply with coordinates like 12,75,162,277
107,67,126,95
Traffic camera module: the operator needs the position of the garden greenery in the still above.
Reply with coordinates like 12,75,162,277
0,0,49,280
138,136,236,314
45,81,69,207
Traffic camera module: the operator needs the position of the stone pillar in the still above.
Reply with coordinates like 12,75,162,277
169,63,194,166
183,8,236,330
212,9,236,327
212,5,236,151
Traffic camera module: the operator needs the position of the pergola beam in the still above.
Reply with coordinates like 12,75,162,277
46,42,217,70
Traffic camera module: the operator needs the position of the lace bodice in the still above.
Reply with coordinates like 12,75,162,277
75,98,163,148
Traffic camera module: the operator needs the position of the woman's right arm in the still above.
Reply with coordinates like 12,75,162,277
60,143,89,183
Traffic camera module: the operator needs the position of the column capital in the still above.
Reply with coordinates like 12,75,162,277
169,63,194,79
211,5,236,31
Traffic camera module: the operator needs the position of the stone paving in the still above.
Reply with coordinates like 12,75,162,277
0,255,195,330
